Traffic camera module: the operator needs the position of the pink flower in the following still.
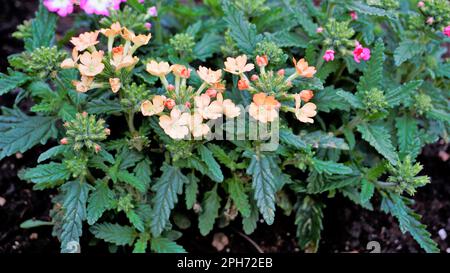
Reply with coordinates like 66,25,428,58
323,49,335,62
444,26,450,37
43,0,74,17
316,27,323,33
80,0,126,16
353,42,371,63
417,1,424,8
148,6,158,17
350,11,358,20
426,17,434,25
138,0,144,3
145,22,152,30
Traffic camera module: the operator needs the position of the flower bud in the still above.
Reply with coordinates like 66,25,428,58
417,1,424,8
165,99,176,110
237,79,249,90
94,144,101,153
144,22,152,30
167,84,175,91
251,74,259,81
426,17,434,25
205,88,217,98
104,128,111,135
60,138,69,145
185,101,191,108
82,111,88,118
350,11,358,20
277,69,285,76
256,55,268,67
299,90,314,102
148,6,158,17
316,27,323,33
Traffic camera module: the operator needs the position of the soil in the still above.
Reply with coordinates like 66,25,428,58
0,1,449,254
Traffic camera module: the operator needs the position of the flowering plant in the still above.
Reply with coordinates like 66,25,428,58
1,0,449,253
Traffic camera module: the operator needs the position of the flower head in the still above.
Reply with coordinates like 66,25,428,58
444,26,450,37
216,93,240,118
141,95,166,116
248,93,280,123
100,22,122,37
194,94,222,120
323,49,335,62
171,64,191,78
293,58,317,78
353,42,371,63
109,78,121,93
110,46,139,71
350,11,358,20
224,55,254,75
256,55,268,67
159,108,190,139
237,79,249,90
294,94,317,123
299,90,314,102
187,113,210,138
70,31,100,52
78,50,105,77
44,0,74,17
61,48,79,69
73,76,95,93
80,0,123,16
148,6,158,17
146,60,171,77
197,66,222,85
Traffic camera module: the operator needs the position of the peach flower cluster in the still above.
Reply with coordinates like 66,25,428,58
61,22,151,93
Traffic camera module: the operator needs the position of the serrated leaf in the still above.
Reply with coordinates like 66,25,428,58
86,98,122,114
37,145,67,163
133,159,152,186
427,108,450,124
198,185,221,236
395,116,421,160
150,237,186,253
242,199,259,235
394,40,427,66
357,39,384,92
0,71,29,95
60,180,91,252
302,130,349,150
305,172,361,194
228,178,251,217
360,179,375,204
133,234,149,253
347,1,395,19
313,87,351,112
185,173,199,210
246,154,276,225
207,143,236,170
87,181,114,225
265,30,308,48
151,164,188,237
199,144,224,182
279,129,307,150
25,3,57,51
357,123,398,165
311,159,353,175
20,162,70,190
90,223,136,246
126,209,145,232
381,193,439,253
194,32,222,61
295,196,324,252
385,80,422,107
117,171,147,193
0,109,57,160
336,90,364,108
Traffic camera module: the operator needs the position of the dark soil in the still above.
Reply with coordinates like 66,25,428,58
1,1,449,254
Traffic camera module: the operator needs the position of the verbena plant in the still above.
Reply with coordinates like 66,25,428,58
1,0,448,253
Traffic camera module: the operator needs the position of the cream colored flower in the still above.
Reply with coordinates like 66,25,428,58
100,22,122,38
72,76,94,93
70,31,99,51
121,27,135,41
197,66,222,85
248,93,280,123
78,50,105,77
132,34,152,47
194,94,222,120
294,94,317,123
224,55,254,75
109,78,121,93
187,113,210,138
213,93,240,118
61,48,79,69
146,60,171,77
159,108,190,139
141,95,166,116
171,64,191,78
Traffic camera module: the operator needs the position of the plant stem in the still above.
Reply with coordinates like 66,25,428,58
334,116,362,136
126,110,137,135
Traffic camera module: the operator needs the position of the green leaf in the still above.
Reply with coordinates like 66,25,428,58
427,108,450,124
360,179,375,204
336,90,363,109
265,30,308,48
20,219,53,229
117,171,147,193
20,162,70,190
133,159,152,186
207,143,236,170
279,129,307,150
86,98,122,114
381,193,439,253
395,116,421,160
295,196,324,252
385,80,423,107
90,223,137,246
347,1,395,19
357,123,398,165
227,178,251,217
150,237,186,253
151,164,188,237
25,3,57,51
222,1,262,55
185,173,199,210
242,199,259,235
87,180,115,225
37,145,67,163
357,39,384,92
311,159,353,175
0,72,29,96
133,234,149,253
194,33,222,61
0,109,57,160
127,0,146,12
246,154,276,225
199,144,224,182
394,40,427,66
60,180,91,252
287,4,318,37
305,173,361,194
313,86,351,112
303,130,349,150
198,185,221,236
126,209,145,232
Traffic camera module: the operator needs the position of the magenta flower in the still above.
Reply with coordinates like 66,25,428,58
80,0,126,16
43,0,74,17
444,26,450,37
350,11,358,20
353,42,371,63
148,6,158,17
145,22,152,30
316,27,323,33
323,49,335,62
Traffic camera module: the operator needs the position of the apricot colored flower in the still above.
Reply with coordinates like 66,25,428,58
215,93,240,118
256,55,268,67
293,58,316,78
294,94,317,123
159,108,190,139
299,90,314,102
171,64,191,78
109,78,121,93
248,93,280,123
194,94,222,120
197,66,222,85
132,34,152,47
61,48,79,69
100,22,122,37
44,0,74,17
73,76,95,93
110,46,139,71
188,113,210,138
70,31,100,52
141,95,166,116
224,55,254,75
237,79,249,90
78,50,105,77
146,60,171,77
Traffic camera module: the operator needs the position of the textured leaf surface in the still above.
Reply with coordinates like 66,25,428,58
90,223,136,246
357,40,384,92
20,162,70,190
150,237,186,253
295,196,324,252
394,40,427,66
25,3,57,51
357,123,398,165
199,144,224,182
0,72,29,96
228,178,251,217
311,159,353,175
198,185,221,236
87,181,115,225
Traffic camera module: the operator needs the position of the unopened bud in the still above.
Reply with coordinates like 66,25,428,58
94,144,101,153
251,74,259,81
104,128,111,135
167,84,175,91
277,69,285,76
205,88,217,98
165,99,176,110
61,138,69,145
